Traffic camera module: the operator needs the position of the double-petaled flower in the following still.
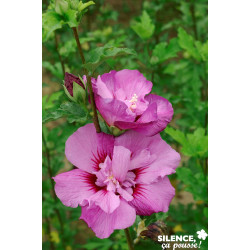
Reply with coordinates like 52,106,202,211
54,124,180,238
92,69,174,136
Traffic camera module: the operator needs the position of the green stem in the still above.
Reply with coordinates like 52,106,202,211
124,228,134,250
42,130,66,248
190,2,198,40
72,26,101,133
54,32,65,76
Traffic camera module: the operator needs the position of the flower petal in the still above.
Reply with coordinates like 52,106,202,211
129,177,175,216
95,96,135,126
112,146,131,182
80,199,136,239
115,131,180,184
115,69,152,99
133,94,173,136
93,75,113,99
53,169,98,208
65,124,114,173
88,190,120,214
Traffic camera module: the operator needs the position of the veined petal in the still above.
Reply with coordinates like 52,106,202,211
53,169,98,208
88,190,120,214
93,75,113,99
129,177,175,216
112,146,131,182
115,130,180,184
80,199,136,239
65,124,114,173
95,96,135,126
133,94,173,136
115,69,152,99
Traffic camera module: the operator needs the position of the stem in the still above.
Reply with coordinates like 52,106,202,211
72,27,101,133
42,131,66,248
190,2,198,40
45,217,55,250
54,33,65,76
124,228,134,250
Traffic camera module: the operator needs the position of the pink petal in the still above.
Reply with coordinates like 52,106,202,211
65,124,114,173
115,131,180,184
88,190,120,214
129,177,175,216
115,69,152,99
53,169,98,208
112,146,131,182
133,94,173,136
93,75,113,99
130,149,152,170
80,199,136,239
95,96,135,126
136,102,158,123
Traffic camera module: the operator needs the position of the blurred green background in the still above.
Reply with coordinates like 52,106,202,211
42,0,208,249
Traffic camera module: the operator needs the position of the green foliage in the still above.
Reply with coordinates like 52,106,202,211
165,127,208,158
131,11,155,40
43,101,87,123
178,27,208,62
42,11,63,42
150,38,181,65
177,167,208,202
83,45,137,73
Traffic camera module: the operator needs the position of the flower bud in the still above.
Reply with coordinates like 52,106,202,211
140,220,168,243
55,0,69,15
63,72,86,103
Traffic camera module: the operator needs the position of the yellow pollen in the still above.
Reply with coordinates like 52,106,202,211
129,94,138,103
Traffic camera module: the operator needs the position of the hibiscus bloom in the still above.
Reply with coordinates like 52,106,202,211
92,69,174,136
53,124,180,238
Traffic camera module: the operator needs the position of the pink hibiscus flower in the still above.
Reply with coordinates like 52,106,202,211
53,124,180,238
92,69,174,136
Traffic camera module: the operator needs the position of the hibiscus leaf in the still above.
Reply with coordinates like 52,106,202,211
42,11,64,42
165,127,188,146
78,1,95,12
64,9,79,27
165,127,208,158
83,45,136,73
177,167,208,202
131,11,155,40
43,102,87,123
178,27,201,61
150,38,181,65
42,61,64,79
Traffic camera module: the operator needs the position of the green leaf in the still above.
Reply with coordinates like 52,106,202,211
195,40,208,62
43,102,86,123
42,61,63,79
64,9,78,27
55,0,69,15
150,38,180,65
165,127,208,158
178,27,201,61
83,45,136,73
72,81,86,103
165,127,187,146
78,1,95,12
182,128,208,158
131,11,155,40
42,11,63,42
177,167,208,202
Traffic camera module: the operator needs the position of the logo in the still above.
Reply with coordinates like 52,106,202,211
158,229,208,249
